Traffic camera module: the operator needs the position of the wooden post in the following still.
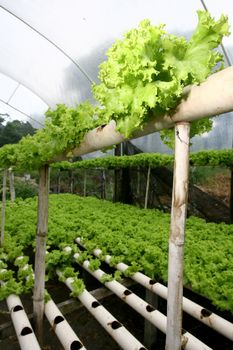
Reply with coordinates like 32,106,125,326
70,170,74,194
101,169,106,199
1,169,7,247
33,164,49,346
83,170,87,196
144,289,158,349
137,167,140,197
57,169,61,194
230,166,233,223
8,168,15,202
165,122,190,350
144,166,151,209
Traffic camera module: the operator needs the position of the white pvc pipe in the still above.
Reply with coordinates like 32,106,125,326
72,251,212,350
56,269,147,350
45,298,86,350
6,294,41,350
76,238,233,342
73,252,167,334
52,66,233,160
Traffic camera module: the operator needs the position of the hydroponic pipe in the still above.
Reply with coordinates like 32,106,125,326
6,294,41,350
44,297,86,350
56,269,148,350
72,251,212,350
76,238,233,342
53,66,233,160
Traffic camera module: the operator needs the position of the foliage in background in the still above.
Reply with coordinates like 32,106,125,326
52,149,233,170
0,117,35,147
13,178,38,199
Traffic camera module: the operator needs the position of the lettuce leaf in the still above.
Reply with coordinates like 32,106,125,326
93,11,230,139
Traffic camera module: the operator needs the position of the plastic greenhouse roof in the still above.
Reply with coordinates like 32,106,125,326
0,0,232,152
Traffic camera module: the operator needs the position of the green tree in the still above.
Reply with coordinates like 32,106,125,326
0,117,35,147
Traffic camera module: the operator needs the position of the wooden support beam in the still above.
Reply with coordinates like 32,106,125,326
8,169,15,202
33,164,49,346
144,289,159,349
144,166,151,209
165,122,190,350
1,169,7,247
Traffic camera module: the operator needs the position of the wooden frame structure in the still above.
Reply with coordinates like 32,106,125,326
1,66,233,349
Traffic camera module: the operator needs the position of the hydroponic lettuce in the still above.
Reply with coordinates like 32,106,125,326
93,11,230,140
1,194,233,311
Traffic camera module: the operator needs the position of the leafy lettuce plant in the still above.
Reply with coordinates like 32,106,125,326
93,11,230,143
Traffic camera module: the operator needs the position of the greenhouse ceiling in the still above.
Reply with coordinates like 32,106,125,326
0,0,232,151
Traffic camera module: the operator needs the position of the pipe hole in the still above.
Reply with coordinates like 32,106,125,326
111,321,122,330
21,327,33,336
13,305,23,312
54,315,64,325
92,301,100,308
70,340,83,350
123,289,132,296
146,305,155,312
149,279,156,285
139,348,147,350
201,308,212,318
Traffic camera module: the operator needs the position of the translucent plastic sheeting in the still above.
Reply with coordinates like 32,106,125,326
0,6,93,108
0,0,232,153
204,0,233,64
0,0,201,112
0,73,47,127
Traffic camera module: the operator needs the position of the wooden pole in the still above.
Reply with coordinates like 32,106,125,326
230,166,233,223
83,170,87,197
137,167,140,198
33,164,49,346
57,169,61,194
1,169,7,247
144,166,151,209
165,122,190,350
144,289,158,349
101,169,106,199
8,168,15,202
70,170,74,194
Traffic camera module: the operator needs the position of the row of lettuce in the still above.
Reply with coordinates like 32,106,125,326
0,194,232,312
52,149,233,170
0,11,230,170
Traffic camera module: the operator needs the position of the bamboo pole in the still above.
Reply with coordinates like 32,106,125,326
101,169,106,199
137,167,140,197
8,168,15,202
33,164,49,346
1,169,7,247
57,169,61,194
70,170,74,194
165,122,190,350
144,166,151,209
83,170,87,196
144,289,158,349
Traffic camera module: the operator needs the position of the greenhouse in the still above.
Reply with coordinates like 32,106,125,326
0,1,233,349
